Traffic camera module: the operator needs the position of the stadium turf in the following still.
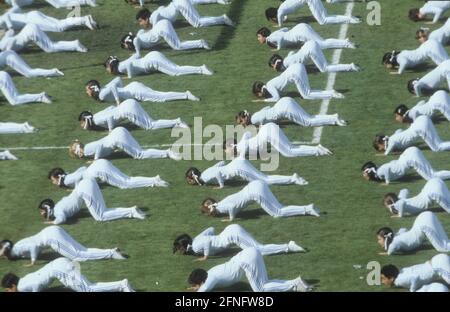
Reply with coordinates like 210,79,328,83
0,0,449,291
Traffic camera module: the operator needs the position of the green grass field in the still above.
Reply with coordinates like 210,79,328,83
1,0,450,292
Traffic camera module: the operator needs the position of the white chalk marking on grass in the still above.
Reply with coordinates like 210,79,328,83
311,2,355,145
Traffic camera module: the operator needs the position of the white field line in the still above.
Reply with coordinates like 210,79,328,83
311,2,355,144
1,4,353,151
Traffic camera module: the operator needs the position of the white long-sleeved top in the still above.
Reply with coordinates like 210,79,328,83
393,178,450,217
416,283,449,292
430,18,450,44
376,147,450,184
414,60,450,96
406,90,450,121
419,1,450,24
396,39,449,74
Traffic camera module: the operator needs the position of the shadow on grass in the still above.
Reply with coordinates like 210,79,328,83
215,282,251,292
235,208,266,220
398,245,433,255
213,0,246,51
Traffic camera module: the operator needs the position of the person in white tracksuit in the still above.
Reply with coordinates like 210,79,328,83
361,147,450,184
68,127,182,161
232,122,332,158
38,178,146,224
380,254,450,292
0,50,63,77
265,0,360,27
376,212,450,255
104,52,212,79
416,283,449,292
0,25,87,53
185,157,308,188
408,59,450,97
48,159,169,189
127,0,231,7
0,150,18,160
4,0,97,8
256,24,356,51
394,91,450,123
173,224,305,260
409,1,450,24
0,121,35,133
374,116,450,155
428,18,450,44
1,258,134,292
383,178,450,217
383,39,449,75
0,8,97,32
124,20,209,56
0,226,127,265
188,248,313,292
273,41,359,73
85,77,199,106
78,99,188,132
0,71,52,105
252,63,344,102
199,180,319,221
235,97,346,127
147,1,233,28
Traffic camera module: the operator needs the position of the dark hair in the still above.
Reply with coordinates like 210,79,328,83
0,240,13,260
256,27,271,38
265,8,278,21
268,54,285,71
407,79,418,95
416,29,427,40
373,134,387,152
408,8,421,22
188,269,208,286
236,111,251,125
78,111,93,122
252,81,265,96
201,198,218,216
120,33,135,51
361,161,381,181
38,199,55,220
381,264,399,279
394,104,409,116
86,80,101,100
136,8,151,21
104,56,120,75
1,273,19,289
382,51,400,67
377,227,394,250
48,168,66,180
383,193,399,215
78,111,95,130
185,167,204,185
173,234,193,254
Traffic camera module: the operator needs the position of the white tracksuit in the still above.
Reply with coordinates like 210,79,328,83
10,226,117,262
92,99,185,131
0,50,61,77
98,77,191,103
17,258,129,292
192,224,292,257
385,115,450,154
0,151,17,160
387,212,450,254
0,71,47,105
63,159,165,189
406,90,450,121
150,0,230,28
265,63,341,101
277,0,360,26
266,23,354,50
52,178,140,224
200,157,304,188
236,123,325,157
284,40,356,73
133,20,207,55
396,39,449,74
414,60,450,96
117,51,205,78
5,0,96,8
0,122,33,133
376,147,450,184
419,1,450,24
0,9,92,32
251,97,340,126
394,254,450,292
393,178,450,217
83,127,172,160
198,248,298,292
215,180,315,220
0,25,85,53
416,283,449,292
430,18,450,44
